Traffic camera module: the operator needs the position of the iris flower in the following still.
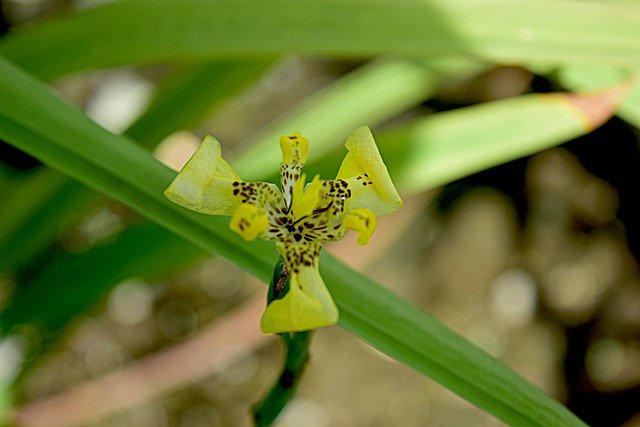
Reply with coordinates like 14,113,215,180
164,126,402,334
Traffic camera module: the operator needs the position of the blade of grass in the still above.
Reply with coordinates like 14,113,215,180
2,0,640,80
1,222,204,333
0,54,586,425
378,88,629,192
233,57,481,179
0,59,273,276
0,57,461,335
554,65,640,127
0,170,92,274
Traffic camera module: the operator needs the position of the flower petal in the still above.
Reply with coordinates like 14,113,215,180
279,132,309,208
343,208,377,245
279,132,309,165
261,243,338,333
164,136,242,215
260,263,338,334
229,203,269,241
336,126,402,217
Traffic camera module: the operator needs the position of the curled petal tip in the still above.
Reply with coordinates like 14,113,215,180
344,208,377,246
163,135,243,215
337,128,402,217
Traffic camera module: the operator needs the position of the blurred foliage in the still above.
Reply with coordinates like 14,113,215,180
1,0,640,426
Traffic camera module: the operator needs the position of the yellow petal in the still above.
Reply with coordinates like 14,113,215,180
279,132,309,165
291,174,322,221
343,208,377,245
229,203,269,241
260,264,338,334
164,135,242,215
336,126,402,217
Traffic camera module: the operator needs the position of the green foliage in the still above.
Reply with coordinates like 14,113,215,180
0,49,585,427
2,0,640,79
2,0,639,424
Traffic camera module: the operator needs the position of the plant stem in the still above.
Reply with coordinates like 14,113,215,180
252,331,313,426
252,257,314,426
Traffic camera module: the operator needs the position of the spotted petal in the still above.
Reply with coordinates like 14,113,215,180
336,126,402,217
260,244,338,333
279,132,310,209
229,203,269,241
279,131,309,165
164,136,242,215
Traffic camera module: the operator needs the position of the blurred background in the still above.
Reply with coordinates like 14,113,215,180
2,0,640,426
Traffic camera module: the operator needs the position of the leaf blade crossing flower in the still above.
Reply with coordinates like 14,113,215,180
165,126,402,333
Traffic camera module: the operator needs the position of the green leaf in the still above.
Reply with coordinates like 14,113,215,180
2,0,640,80
378,92,616,192
0,56,444,337
234,58,479,179
0,59,272,276
0,52,276,278
323,258,580,426
1,222,204,333
0,57,457,334
0,170,93,274
554,65,640,127
0,53,585,425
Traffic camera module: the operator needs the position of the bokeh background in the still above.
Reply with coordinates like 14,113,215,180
2,0,640,426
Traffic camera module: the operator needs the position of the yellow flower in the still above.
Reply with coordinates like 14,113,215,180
165,127,402,334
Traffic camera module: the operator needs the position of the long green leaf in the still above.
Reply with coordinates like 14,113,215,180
0,59,273,276
554,65,640,127
1,222,204,333
0,55,585,425
378,92,611,192
233,58,460,178
0,57,445,334
0,170,93,274
2,0,640,80
0,68,276,281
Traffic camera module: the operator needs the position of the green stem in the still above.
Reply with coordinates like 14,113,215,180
252,331,313,426
252,257,314,426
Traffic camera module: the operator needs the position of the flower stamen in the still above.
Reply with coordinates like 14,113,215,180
291,174,322,221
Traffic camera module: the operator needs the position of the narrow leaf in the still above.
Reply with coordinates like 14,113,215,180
0,57,456,332
0,55,586,425
379,90,627,192
234,59,450,179
2,0,640,80
1,222,204,333
555,65,640,127
0,59,272,275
